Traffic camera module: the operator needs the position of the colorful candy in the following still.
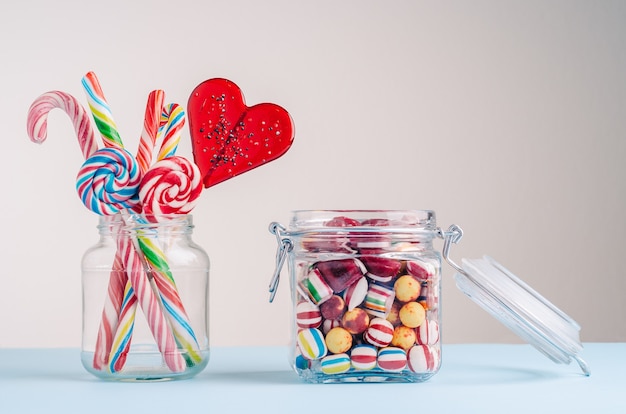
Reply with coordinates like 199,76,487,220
377,347,407,372
297,328,327,360
81,71,124,149
416,319,440,345
298,268,333,305
391,325,417,350
139,156,202,215
296,301,322,329
320,353,351,375
76,147,142,215
325,327,353,354
363,284,395,318
350,345,377,370
361,256,402,283
117,234,187,372
187,78,295,188
156,103,185,161
364,318,395,348
407,345,440,373
291,214,442,380
342,308,369,335
315,259,366,293
394,275,422,303
26,91,98,158
399,301,426,328
136,90,165,173
406,260,435,282
319,295,346,320
342,276,368,310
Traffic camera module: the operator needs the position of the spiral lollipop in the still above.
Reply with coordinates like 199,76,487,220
139,156,202,216
76,147,142,215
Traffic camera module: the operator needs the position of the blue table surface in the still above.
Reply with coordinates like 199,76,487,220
0,343,623,413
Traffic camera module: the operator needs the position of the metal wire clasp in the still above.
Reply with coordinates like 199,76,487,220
268,222,293,303
438,224,466,276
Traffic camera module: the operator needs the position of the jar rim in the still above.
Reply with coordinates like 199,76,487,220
97,213,194,230
288,209,437,234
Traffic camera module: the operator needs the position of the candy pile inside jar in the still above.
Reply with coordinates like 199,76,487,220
291,214,442,382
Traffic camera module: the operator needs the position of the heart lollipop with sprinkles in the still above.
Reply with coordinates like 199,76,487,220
187,78,295,188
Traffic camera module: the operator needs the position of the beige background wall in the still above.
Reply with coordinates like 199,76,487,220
2,0,624,348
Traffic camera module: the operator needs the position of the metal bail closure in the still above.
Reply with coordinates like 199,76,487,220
268,222,293,303
439,224,590,377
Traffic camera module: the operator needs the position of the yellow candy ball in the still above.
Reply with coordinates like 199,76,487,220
399,301,426,328
325,327,353,354
394,275,421,302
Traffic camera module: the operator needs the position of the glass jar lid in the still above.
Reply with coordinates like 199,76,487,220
441,225,590,376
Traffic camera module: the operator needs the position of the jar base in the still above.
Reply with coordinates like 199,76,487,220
81,349,210,382
297,368,436,384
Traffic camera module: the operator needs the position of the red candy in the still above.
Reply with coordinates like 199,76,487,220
187,78,295,188
315,259,366,293
361,256,402,283
406,260,434,282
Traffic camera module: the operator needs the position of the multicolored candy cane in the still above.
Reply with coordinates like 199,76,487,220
105,89,168,372
156,103,185,161
82,72,186,372
134,104,204,366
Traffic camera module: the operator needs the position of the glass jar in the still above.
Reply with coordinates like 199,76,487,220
268,209,589,384
270,210,442,383
81,214,210,381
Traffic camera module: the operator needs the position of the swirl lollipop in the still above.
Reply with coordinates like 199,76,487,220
139,156,202,216
76,147,142,215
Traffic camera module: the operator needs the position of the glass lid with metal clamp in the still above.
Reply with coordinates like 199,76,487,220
441,224,589,377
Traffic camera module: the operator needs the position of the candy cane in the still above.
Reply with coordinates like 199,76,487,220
136,90,165,174
81,71,125,149
25,90,129,371
117,231,186,372
82,74,185,372
26,91,98,158
156,103,185,161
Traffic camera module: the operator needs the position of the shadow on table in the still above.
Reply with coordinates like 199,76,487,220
436,361,585,386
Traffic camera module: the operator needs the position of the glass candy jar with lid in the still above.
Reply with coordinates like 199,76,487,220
268,210,589,384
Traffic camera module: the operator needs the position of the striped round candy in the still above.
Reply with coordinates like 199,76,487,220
321,353,351,375
296,301,322,329
364,317,394,347
377,347,407,372
342,276,368,310
408,345,440,373
297,328,327,360
298,268,333,305
363,284,395,318
416,319,440,345
139,156,202,215
350,344,377,370
76,147,141,215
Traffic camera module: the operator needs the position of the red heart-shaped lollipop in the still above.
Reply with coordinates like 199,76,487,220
187,78,295,188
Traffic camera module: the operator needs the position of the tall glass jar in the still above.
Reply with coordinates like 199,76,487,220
270,210,442,383
81,214,210,381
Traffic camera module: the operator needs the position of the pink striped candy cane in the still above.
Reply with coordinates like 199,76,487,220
26,91,98,158
117,231,186,372
26,90,126,370
106,89,166,372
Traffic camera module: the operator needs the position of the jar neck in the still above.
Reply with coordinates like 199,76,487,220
97,214,194,237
